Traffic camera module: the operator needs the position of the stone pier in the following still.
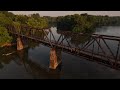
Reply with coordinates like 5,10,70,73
17,37,24,51
49,48,62,69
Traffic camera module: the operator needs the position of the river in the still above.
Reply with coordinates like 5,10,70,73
0,26,120,79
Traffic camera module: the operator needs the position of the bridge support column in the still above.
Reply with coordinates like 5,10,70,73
17,37,24,51
49,48,62,69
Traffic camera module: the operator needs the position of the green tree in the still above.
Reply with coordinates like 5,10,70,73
0,26,12,46
14,15,28,24
27,17,38,28
27,17,48,29
31,13,40,20
57,13,120,33
13,21,21,33
0,13,13,27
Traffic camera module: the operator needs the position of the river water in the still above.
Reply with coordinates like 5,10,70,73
0,26,120,79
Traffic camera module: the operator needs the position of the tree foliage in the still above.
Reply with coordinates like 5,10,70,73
0,11,49,46
0,26,12,46
56,13,120,33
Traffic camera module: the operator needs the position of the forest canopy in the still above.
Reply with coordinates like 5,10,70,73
0,11,49,46
56,13,120,33
1,11,120,46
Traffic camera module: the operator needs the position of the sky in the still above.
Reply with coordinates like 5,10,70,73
9,11,120,17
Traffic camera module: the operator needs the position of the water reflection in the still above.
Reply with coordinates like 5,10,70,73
0,46,17,65
0,26,120,79
57,30,91,47
0,46,63,79
19,48,63,79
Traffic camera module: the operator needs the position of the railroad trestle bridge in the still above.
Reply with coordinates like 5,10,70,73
7,25,120,70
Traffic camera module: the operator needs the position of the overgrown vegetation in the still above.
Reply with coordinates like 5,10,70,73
0,27,12,46
1,11,120,46
56,13,120,33
0,11,49,46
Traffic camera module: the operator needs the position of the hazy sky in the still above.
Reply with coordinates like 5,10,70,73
9,11,120,16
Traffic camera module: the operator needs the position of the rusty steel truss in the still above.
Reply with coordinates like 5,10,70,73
7,25,120,70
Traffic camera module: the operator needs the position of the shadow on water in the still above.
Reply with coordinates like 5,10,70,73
0,46,63,79
1,26,120,79
57,30,92,47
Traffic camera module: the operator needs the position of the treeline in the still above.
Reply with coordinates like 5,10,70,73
0,11,50,28
0,11,50,46
1,11,120,46
43,16,57,27
56,13,120,33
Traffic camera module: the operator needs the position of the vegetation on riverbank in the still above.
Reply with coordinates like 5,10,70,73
0,27,12,46
1,11,120,46
0,11,49,46
56,13,120,33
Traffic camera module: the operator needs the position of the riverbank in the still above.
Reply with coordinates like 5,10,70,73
0,43,16,47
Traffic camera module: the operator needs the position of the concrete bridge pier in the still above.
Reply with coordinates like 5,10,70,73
17,37,24,51
49,48,62,69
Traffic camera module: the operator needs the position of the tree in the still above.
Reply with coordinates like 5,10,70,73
0,26,12,46
13,21,21,33
56,13,120,33
27,17,48,29
31,13,40,20
14,15,28,24
27,17,38,28
0,13,13,27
